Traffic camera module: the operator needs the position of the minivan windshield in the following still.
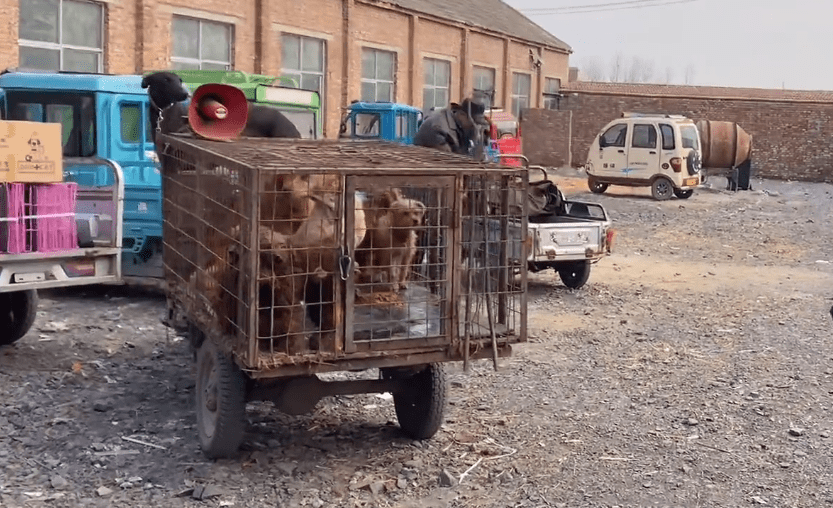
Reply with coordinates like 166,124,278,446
680,125,700,150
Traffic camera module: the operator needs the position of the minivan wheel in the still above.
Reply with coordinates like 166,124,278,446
651,178,674,200
588,178,608,194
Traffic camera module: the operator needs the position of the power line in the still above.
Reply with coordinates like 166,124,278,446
519,0,698,15
521,0,677,12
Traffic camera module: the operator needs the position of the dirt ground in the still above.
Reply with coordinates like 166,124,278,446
1,172,832,508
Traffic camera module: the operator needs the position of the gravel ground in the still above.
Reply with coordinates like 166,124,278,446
1,173,832,508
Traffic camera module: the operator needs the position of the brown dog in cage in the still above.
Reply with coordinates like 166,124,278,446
355,188,427,292
209,193,348,354
260,172,367,245
196,234,311,355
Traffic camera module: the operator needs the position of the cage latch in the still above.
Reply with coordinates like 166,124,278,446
338,247,353,281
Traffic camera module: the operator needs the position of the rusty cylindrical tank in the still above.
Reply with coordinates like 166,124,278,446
696,120,753,169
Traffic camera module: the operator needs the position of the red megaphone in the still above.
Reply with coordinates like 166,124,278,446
188,83,249,141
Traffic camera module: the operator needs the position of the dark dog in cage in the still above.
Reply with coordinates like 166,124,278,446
208,186,364,353
355,188,426,292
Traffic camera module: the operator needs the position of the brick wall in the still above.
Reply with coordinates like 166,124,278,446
469,31,505,108
521,91,833,183
415,19,464,103
3,0,571,141
0,0,18,71
269,0,345,137
521,109,572,167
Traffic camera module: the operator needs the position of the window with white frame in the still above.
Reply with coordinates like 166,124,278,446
361,48,396,102
472,66,496,108
511,72,531,118
281,34,325,96
171,16,233,70
19,0,104,73
422,58,450,110
543,77,561,110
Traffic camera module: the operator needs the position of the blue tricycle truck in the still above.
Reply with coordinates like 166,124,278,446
0,68,321,341
0,69,321,284
340,100,500,161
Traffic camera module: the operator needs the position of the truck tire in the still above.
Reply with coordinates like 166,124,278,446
391,363,447,440
0,290,39,346
674,189,694,199
651,177,674,201
558,261,591,289
588,177,608,194
195,339,247,459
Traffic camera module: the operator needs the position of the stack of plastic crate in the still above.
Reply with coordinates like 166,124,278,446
33,183,78,252
0,182,78,253
0,183,27,254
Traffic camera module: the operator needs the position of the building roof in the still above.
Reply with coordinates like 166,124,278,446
564,81,833,103
361,0,571,52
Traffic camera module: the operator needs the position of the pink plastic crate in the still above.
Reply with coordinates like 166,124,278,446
0,183,28,254
33,183,78,253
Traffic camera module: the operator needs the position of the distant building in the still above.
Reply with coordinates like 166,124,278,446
5,0,572,138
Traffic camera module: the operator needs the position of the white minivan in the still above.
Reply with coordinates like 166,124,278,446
584,113,703,200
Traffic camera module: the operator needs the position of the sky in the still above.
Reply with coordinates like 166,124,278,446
503,0,832,91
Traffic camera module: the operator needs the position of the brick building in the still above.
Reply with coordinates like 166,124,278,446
521,81,833,184
4,0,571,138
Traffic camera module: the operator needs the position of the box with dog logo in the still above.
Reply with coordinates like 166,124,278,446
0,120,63,183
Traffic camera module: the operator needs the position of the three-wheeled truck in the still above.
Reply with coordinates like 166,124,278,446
0,127,124,344
159,112,528,457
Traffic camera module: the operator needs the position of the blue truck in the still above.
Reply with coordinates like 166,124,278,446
0,68,321,289
339,101,423,144
0,69,128,343
340,101,501,161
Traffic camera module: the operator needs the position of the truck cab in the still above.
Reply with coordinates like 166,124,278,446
487,109,522,166
0,69,157,279
0,69,128,343
339,102,422,144
0,69,324,287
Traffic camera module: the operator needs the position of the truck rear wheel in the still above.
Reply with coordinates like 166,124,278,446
0,290,39,346
390,363,447,440
558,261,591,289
674,189,694,199
588,177,608,194
196,338,247,459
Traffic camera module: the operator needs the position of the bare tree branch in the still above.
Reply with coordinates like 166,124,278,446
580,56,606,82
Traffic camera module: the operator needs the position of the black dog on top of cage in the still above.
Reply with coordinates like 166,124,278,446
142,71,302,143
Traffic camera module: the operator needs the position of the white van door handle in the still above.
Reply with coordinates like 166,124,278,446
617,149,624,154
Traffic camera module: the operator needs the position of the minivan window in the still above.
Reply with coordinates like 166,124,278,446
631,124,657,149
681,125,699,150
601,123,627,148
659,124,675,150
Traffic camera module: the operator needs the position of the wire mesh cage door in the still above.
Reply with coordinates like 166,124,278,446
344,175,455,353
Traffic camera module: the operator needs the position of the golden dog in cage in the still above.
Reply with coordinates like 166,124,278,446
354,188,427,293
194,172,428,355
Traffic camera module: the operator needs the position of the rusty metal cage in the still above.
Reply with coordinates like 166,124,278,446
160,135,527,377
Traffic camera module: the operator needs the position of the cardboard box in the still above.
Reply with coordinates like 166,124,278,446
0,121,63,183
